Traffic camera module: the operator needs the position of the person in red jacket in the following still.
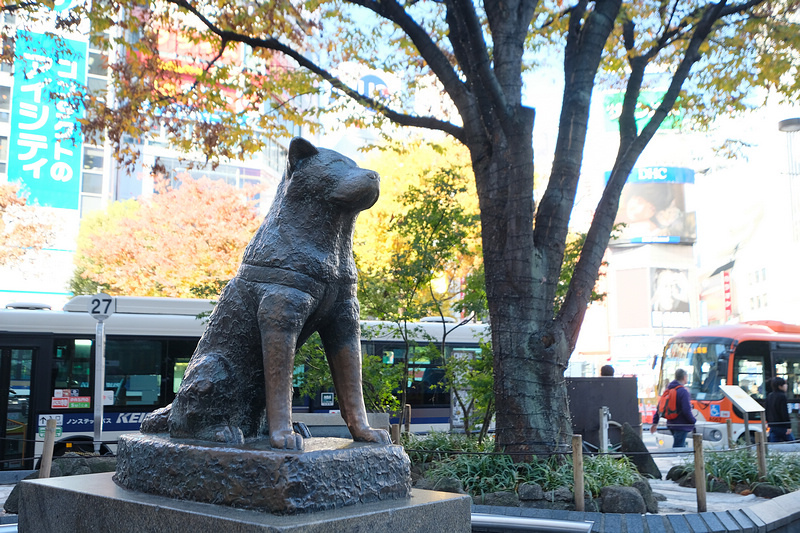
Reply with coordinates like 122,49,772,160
650,368,697,447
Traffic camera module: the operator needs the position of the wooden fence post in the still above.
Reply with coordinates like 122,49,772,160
404,404,411,433
39,418,57,479
390,424,400,444
726,420,734,449
693,434,707,513
755,431,767,481
572,434,585,512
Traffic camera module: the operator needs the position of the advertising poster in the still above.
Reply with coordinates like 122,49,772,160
651,268,691,328
610,166,697,244
8,31,87,210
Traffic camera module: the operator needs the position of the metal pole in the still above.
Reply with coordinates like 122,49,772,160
94,320,106,453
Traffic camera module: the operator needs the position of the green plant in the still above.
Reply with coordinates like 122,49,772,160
405,432,641,498
582,455,640,496
685,449,800,493
424,451,521,495
401,431,491,467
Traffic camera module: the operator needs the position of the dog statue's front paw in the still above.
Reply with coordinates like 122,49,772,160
270,429,305,451
213,425,245,445
352,427,391,445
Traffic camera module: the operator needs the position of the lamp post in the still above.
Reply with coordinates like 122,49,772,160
779,118,800,240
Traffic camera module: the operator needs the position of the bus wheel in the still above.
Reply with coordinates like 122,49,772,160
35,436,113,470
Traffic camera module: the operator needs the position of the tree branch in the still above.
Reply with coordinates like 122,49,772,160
346,0,478,129
167,0,466,141
559,0,766,346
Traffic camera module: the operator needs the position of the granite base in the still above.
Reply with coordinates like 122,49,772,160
19,472,471,533
114,433,411,514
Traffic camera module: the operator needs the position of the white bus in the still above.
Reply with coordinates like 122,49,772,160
0,296,488,470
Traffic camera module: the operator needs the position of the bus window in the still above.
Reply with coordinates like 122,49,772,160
106,339,164,407
167,338,198,396
173,360,190,393
51,340,93,403
662,340,727,400
733,355,766,400
774,355,800,400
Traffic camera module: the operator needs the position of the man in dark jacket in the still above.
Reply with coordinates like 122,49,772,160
766,377,794,442
650,368,696,447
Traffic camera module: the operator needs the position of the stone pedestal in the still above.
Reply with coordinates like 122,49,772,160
114,433,411,514
18,472,472,533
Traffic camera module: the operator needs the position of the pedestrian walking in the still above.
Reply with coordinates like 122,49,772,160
651,368,696,448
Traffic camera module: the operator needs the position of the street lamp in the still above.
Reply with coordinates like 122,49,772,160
779,117,800,240
778,118,800,133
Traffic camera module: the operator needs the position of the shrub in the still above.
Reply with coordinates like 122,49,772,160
404,432,640,497
686,449,800,493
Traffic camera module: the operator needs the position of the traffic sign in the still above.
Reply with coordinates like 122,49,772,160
88,293,115,321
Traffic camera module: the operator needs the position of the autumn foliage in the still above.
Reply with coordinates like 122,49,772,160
72,176,262,297
0,182,54,267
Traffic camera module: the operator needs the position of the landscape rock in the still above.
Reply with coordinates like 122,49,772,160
518,482,544,501
544,485,574,502
621,422,662,479
752,484,786,499
633,477,658,514
600,485,646,514
432,476,466,494
666,464,691,482
474,491,520,507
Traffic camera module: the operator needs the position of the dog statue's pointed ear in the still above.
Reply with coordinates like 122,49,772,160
287,137,320,176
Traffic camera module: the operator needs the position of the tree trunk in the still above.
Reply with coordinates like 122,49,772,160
467,108,570,454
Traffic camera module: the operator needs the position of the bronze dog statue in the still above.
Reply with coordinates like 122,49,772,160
142,137,389,450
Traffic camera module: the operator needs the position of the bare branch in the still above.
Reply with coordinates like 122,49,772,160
167,0,465,140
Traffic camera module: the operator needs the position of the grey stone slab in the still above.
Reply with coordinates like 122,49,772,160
728,509,757,532
740,508,767,533
590,514,604,532
583,511,603,531
645,514,670,533
531,508,555,520
746,490,800,529
684,513,711,532
622,513,646,533
602,513,621,532
697,512,730,533
551,509,575,522
714,512,744,532
18,472,470,533
668,514,693,533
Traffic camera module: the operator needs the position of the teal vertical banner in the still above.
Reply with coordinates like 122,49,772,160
8,31,87,209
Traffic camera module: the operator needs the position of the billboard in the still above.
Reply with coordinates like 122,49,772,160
8,31,87,210
609,166,696,244
603,90,683,132
651,268,691,328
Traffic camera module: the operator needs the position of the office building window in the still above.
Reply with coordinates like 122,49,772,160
0,136,7,174
0,85,9,122
82,146,104,195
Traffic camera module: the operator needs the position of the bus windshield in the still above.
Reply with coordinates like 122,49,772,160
662,339,731,401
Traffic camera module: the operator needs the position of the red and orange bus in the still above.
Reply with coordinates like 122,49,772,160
656,321,800,446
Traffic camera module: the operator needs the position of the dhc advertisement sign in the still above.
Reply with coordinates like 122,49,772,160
8,31,87,210
607,166,697,245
